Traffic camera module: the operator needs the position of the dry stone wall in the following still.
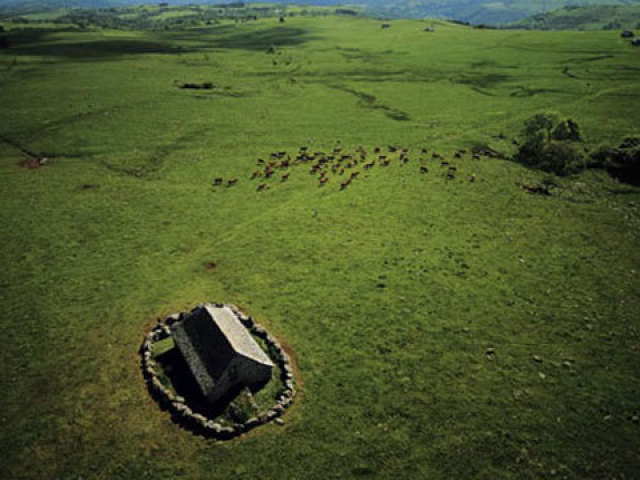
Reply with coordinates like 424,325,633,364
140,303,296,440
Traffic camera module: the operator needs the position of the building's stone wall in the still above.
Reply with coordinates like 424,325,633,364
140,304,296,440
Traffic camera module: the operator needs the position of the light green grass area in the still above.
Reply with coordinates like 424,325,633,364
0,14,639,480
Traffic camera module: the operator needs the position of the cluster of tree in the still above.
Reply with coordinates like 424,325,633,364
515,112,639,184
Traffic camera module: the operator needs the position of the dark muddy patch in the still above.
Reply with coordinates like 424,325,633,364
452,73,510,89
562,66,578,78
510,86,566,97
565,54,615,64
471,87,496,97
328,84,410,121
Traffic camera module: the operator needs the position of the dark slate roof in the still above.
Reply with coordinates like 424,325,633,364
172,304,273,397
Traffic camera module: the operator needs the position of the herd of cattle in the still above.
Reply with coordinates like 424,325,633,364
212,144,497,192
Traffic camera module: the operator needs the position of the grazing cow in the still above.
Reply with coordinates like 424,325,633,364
472,154,481,160
420,166,429,174
265,170,274,178
401,156,409,165
469,173,477,182
257,183,267,191
257,158,265,165
364,161,375,170
213,177,223,185
454,152,462,159
318,177,328,186
432,152,442,159
340,178,351,190
227,178,238,187
381,159,390,167
374,147,381,153
440,160,450,167
250,170,260,179
388,145,397,152
420,148,428,154
282,172,290,182
351,171,360,178
339,168,345,175
300,146,308,152
446,172,455,180
448,165,457,172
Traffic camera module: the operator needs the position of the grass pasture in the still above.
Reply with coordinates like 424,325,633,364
1,14,640,480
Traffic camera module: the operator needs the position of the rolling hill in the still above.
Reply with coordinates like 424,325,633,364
3,0,640,25
506,4,640,30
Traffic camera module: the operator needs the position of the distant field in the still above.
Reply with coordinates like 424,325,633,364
1,14,639,480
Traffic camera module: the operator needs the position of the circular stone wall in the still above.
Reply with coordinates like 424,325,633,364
140,303,296,439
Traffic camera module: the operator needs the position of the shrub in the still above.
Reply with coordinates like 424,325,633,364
514,112,586,175
592,136,640,185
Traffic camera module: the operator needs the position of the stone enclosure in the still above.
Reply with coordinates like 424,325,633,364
140,303,296,440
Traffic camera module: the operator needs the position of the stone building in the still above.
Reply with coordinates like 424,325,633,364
172,304,274,404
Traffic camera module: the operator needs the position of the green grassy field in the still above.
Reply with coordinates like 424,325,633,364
1,14,639,480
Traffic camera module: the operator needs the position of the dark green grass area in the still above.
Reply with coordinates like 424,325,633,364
0,15,639,480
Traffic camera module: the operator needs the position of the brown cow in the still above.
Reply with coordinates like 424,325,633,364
257,183,267,191
282,172,290,182
318,177,328,186
227,178,238,187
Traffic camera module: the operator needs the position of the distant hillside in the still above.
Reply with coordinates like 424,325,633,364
505,4,640,30
362,0,640,25
2,0,640,25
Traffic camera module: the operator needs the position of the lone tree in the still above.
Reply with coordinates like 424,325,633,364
514,112,585,175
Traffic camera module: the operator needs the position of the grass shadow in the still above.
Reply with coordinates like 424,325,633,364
208,26,314,51
3,30,194,60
